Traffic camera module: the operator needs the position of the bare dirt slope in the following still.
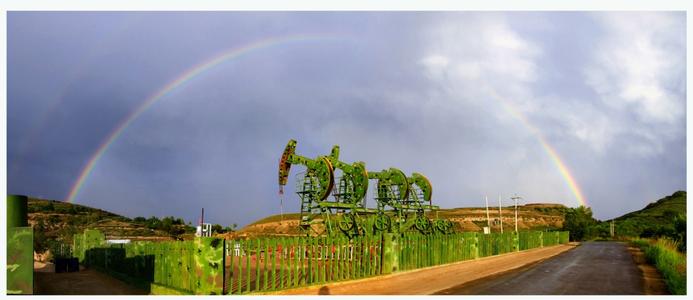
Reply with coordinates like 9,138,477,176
230,203,567,238
271,244,576,295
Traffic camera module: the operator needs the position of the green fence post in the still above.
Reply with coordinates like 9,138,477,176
412,234,417,269
354,236,359,278
332,236,338,282
307,237,312,285
350,236,354,279
539,231,544,248
400,234,406,271
245,239,251,294
362,235,368,277
255,239,261,292
381,232,399,275
293,237,299,288
341,236,348,280
269,239,275,291
366,234,372,276
228,240,235,294
318,236,329,283
315,237,320,284
418,234,423,268
299,237,305,286
332,236,342,281
237,240,243,294
364,234,369,277
327,237,331,282
279,238,285,290
288,237,292,288
370,234,374,275
192,237,224,295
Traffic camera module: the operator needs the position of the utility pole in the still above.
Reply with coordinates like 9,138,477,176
498,194,503,234
485,195,491,233
610,220,615,237
511,195,522,232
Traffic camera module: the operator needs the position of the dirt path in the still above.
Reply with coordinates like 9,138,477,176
272,243,576,295
437,241,655,295
627,245,667,295
33,263,148,295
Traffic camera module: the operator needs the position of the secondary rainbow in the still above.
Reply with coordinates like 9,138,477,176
487,87,588,207
66,34,344,203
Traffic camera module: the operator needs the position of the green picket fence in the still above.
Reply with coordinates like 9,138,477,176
73,229,106,263
74,229,568,295
84,239,223,294
542,231,560,247
519,231,543,250
558,231,569,244
74,230,224,294
399,231,570,276
399,232,478,272
224,234,382,294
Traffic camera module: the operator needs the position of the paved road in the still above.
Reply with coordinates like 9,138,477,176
436,241,643,295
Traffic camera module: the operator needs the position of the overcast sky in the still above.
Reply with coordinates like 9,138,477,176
7,12,686,227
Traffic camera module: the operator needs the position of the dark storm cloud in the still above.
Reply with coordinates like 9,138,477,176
8,12,685,227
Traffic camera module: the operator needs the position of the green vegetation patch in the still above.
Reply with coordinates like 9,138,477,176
632,238,686,295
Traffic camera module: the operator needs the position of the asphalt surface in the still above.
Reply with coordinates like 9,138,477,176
436,241,644,295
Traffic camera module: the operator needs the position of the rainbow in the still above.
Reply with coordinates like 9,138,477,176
66,34,345,203
487,87,588,207
66,34,587,208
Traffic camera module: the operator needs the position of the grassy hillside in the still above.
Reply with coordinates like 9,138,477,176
27,197,195,255
607,191,686,238
616,191,686,221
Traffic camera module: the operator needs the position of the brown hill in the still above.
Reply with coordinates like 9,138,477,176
223,203,568,238
27,197,191,255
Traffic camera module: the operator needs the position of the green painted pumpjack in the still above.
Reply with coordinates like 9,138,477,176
279,139,336,235
324,145,380,238
279,140,378,237
369,169,453,234
278,139,454,237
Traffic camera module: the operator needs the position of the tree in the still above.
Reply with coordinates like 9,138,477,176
33,221,48,253
146,216,161,229
161,216,174,233
68,206,78,215
673,214,686,252
563,206,598,241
